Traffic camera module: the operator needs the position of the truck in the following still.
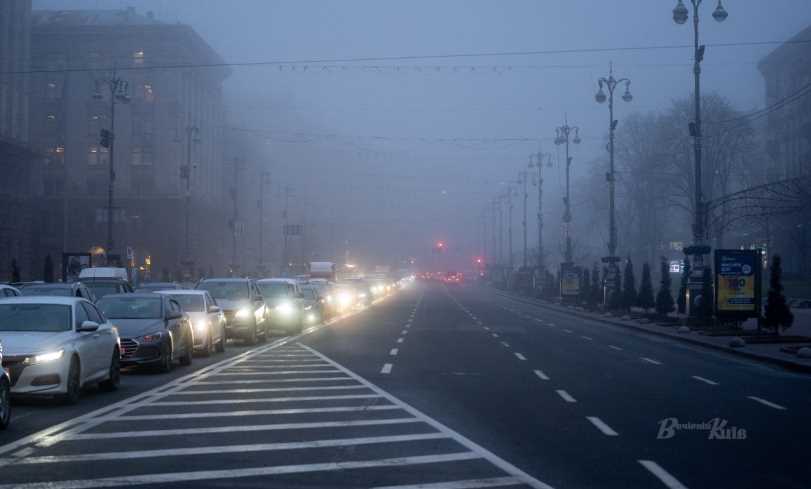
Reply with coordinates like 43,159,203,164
309,262,336,282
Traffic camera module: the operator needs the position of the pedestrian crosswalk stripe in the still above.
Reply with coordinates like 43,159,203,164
370,476,523,489
119,404,403,421
151,394,384,406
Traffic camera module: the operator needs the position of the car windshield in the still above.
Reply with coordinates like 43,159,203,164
0,304,72,332
83,283,121,299
20,286,73,297
197,282,250,300
139,283,175,291
163,294,204,312
97,297,162,319
257,283,292,298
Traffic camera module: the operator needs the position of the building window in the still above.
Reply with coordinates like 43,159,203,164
133,50,145,66
87,145,109,166
131,146,153,166
143,83,155,103
47,81,60,100
46,114,56,121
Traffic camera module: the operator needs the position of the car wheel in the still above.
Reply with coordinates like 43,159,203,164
200,331,212,357
99,349,120,392
245,323,258,345
0,376,11,430
61,356,81,405
215,327,226,353
158,342,173,373
180,335,193,366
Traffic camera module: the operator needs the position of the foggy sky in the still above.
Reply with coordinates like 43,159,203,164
33,0,811,268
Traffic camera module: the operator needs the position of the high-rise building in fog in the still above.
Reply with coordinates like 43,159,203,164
29,7,231,278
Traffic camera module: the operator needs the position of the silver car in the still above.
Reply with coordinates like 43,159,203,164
157,290,227,355
0,340,10,430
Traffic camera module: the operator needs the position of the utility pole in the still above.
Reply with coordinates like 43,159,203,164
95,69,130,262
519,171,529,268
530,152,548,275
491,199,498,266
283,185,291,276
506,186,514,270
554,118,581,264
258,171,270,276
182,120,199,279
497,197,504,266
229,158,243,276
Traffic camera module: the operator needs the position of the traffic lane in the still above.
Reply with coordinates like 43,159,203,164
307,283,658,489
0,337,278,446
454,287,810,489
490,289,811,412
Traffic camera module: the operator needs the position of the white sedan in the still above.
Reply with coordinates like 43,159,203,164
0,297,121,404
156,290,227,355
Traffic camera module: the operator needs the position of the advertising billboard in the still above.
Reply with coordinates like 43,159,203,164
714,249,762,318
560,263,580,298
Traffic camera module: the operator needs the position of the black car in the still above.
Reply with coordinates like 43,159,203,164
18,282,96,301
80,278,134,300
97,293,194,372
196,278,268,344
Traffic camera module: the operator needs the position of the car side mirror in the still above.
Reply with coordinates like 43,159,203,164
208,305,221,313
78,320,99,332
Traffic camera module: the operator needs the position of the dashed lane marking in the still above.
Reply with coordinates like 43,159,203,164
533,370,550,381
586,416,619,436
691,376,719,386
640,357,662,365
638,460,689,489
747,396,787,411
390,348,399,356
381,363,393,374
555,390,576,403
514,353,527,361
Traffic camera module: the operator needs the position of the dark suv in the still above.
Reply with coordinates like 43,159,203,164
196,278,268,344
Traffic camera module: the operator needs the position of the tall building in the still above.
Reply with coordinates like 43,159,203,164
29,8,231,279
0,0,42,281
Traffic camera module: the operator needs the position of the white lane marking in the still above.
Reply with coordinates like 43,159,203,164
405,324,411,329
67,418,424,441
608,345,623,351
555,390,577,403
586,416,619,436
0,453,482,489
151,394,384,406
562,329,573,334
548,323,556,327
174,385,369,395
692,376,719,386
119,404,402,421
227,363,330,369
580,336,593,341
641,357,662,365
500,341,510,348
402,330,409,335
12,447,34,458
381,363,393,374
193,376,352,385
8,433,450,465
238,359,321,364
370,476,522,489
483,326,490,331
300,344,554,489
396,337,404,343
638,460,689,489
747,396,787,411
534,318,543,323
533,370,550,381
514,353,527,361
492,333,499,338
212,369,339,376
390,348,399,356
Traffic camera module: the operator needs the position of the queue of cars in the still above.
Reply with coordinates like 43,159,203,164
0,267,406,430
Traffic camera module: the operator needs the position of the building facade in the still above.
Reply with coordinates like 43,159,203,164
29,8,231,279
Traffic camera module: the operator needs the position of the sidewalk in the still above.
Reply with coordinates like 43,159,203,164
496,291,811,374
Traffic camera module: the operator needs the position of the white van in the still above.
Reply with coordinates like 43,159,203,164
78,267,129,281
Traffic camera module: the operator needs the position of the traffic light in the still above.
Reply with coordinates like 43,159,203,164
99,129,113,148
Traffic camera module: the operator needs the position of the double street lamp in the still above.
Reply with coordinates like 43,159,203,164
672,0,728,318
554,120,581,264
595,64,633,302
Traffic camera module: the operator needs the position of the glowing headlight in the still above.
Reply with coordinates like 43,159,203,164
195,320,209,332
305,312,317,323
325,295,333,303
140,332,164,343
33,349,64,364
337,292,353,306
275,302,295,316
235,308,252,319
358,293,367,299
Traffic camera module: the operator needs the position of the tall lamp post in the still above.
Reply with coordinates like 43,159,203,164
181,122,200,279
554,119,581,264
595,63,633,303
672,0,728,318
94,72,130,263
505,186,515,271
518,170,529,268
529,152,551,276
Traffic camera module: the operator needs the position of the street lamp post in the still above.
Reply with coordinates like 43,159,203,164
94,71,130,263
672,0,728,319
554,119,581,264
506,185,515,271
497,196,504,266
529,152,550,276
518,170,529,268
182,122,200,279
595,63,633,303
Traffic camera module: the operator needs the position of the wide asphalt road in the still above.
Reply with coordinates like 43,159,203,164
0,281,807,488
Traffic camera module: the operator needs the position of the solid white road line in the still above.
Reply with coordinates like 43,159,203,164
555,390,577,403
640,357,662,365
747,396,787,411
0,453,482,489
300,344,554,489
586,416,619,436
533,370,550,381
8,433,450,465
67,418,425,441
691,376,719,386
580,336,593,341
151,394,384,406
390,348,399,356
514,353,527,361
638,460,689,489
370,476,522,489
381,363,393,374
173,385,369,395
194,376,352,385
119,404,402,421
608,345,623,351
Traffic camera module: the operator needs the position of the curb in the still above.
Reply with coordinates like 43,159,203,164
495,291,811,374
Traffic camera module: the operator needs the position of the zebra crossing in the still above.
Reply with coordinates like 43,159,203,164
0,338,551,489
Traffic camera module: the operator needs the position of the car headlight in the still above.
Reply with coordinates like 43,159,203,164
31,349,64,364
337,292,353,305
305,312,317,323
275,302,295,316
195,320,210,333
235,307,252,319
325,295,333,304
140,332,164,343
358,292,367,299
